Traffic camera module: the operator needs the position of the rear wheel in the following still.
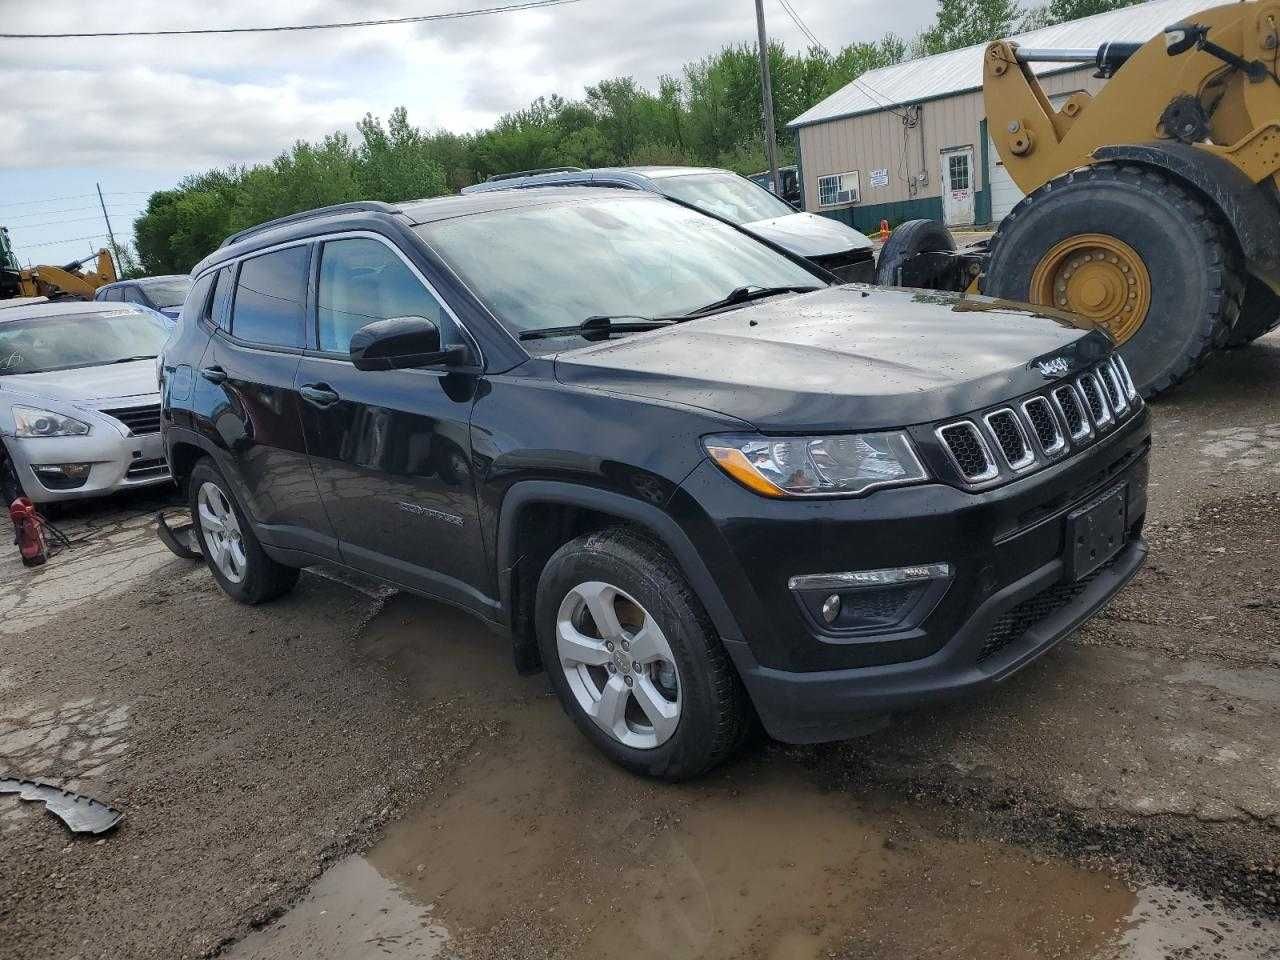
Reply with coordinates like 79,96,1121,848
874,219,956,288
535,527,751,780
982,163,1244,398
188,458,299,604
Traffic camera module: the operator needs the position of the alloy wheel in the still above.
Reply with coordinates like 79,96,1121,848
555,580,681,749
196,481,248,584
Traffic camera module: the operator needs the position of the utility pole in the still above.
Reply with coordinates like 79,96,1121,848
96,182,122,278
754,0,782,197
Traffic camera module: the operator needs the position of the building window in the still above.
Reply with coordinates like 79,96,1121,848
948,152,970,191
817,171,860,207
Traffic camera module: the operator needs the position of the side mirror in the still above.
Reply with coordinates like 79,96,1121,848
349,316,468,371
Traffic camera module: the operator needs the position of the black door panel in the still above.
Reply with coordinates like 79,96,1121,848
200,338,337,559
296,355,491,612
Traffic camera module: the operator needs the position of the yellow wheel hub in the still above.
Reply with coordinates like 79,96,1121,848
1029,234,1152,345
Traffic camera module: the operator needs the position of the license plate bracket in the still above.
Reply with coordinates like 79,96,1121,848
1066,484,1127,581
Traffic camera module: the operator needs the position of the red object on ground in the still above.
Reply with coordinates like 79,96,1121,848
9,497,48,567
879,219,891,242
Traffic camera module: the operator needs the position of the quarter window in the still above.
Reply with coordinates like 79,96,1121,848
211,267,235,330
99,287,123,302
182,272,216,326
316,238,448,354
230,246,310,348
817,171,860,207
122,286,148,305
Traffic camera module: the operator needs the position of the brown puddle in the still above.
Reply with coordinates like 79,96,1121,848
227,595,1280,960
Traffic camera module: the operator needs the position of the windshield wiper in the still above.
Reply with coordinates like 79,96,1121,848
108,355,158,364
518,315,679,343
685,284,822,317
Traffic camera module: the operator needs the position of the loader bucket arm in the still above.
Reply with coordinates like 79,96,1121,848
983,0,1280,196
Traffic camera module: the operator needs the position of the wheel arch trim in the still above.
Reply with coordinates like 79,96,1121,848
495,480,745,645
1091,143,1280,287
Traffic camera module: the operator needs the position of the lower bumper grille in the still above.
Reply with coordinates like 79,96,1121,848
126,457,170,481
976,555,1118,664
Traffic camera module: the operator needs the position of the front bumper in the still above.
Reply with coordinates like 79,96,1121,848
4,429,171,503
726,537,1146,743
669,407,1150,743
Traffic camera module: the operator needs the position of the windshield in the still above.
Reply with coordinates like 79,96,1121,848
0,309,170,375
417,196,820,339
140,279,190,308
656,172,796,224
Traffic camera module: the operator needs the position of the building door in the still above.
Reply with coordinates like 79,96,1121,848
988,133,1023,222
940,146,975,226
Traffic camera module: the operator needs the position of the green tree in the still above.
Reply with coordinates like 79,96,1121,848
914,0,1024,56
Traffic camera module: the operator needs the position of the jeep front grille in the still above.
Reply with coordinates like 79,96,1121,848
937,422,997,482
937,358,1139,489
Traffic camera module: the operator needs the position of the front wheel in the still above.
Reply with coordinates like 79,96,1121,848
535,527,751,780
981,163,1244,398
188,458,299,604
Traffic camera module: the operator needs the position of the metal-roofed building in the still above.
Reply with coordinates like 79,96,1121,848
786,0,1220,232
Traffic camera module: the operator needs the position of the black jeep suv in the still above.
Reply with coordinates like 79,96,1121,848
159,188,1150,779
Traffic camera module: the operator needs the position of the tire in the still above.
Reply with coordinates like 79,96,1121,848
0,441,24,505
873,219,956,288
981,163,1244,398
534,526,751,780
188,457,299,604
1225,276,1280,347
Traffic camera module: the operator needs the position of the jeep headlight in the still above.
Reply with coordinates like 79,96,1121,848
703,432,928,497
12,406,91,438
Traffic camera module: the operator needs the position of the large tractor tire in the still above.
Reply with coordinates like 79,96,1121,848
1225,277,1280,348
981,163,1244,398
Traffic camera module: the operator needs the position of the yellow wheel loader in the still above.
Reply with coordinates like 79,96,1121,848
875,0,1280,397
0,227,118,301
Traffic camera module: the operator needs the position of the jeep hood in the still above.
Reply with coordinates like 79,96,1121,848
742,211,873,258
0,359,159,406
552,286,1111,433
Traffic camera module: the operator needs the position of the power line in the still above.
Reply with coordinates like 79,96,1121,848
1,0,585,39
0,191,149,209
4,204,142,223
15,233,132,250
5,212,143,230
774,0,910,120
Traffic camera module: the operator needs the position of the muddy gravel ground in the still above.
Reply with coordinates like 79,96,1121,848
4,335,1280,959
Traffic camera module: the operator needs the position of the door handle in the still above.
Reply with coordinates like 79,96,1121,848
199,365,227,384
299,383,341,407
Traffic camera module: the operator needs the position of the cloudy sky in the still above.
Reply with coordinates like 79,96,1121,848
0,0,937,268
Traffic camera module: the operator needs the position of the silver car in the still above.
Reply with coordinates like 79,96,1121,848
461,165,877,283
0,300,172,504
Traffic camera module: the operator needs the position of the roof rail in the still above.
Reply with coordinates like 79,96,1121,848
218,201,401,249
484,166,583,183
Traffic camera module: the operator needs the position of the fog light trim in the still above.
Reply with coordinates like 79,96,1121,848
788,562,951,592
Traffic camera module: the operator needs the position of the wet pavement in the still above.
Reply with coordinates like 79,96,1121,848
227,595,1280,960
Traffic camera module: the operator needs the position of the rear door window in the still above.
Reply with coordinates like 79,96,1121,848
122,286,148,305
99,287,123,302
229,246,310,348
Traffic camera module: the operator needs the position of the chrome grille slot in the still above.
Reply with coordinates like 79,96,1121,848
1052,385,1090,441
1100,360,1128,416
1022,396,1065,456
1113,354,1139,402
1077,374,1113,428
937,421,998,482
983,409,1035,470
